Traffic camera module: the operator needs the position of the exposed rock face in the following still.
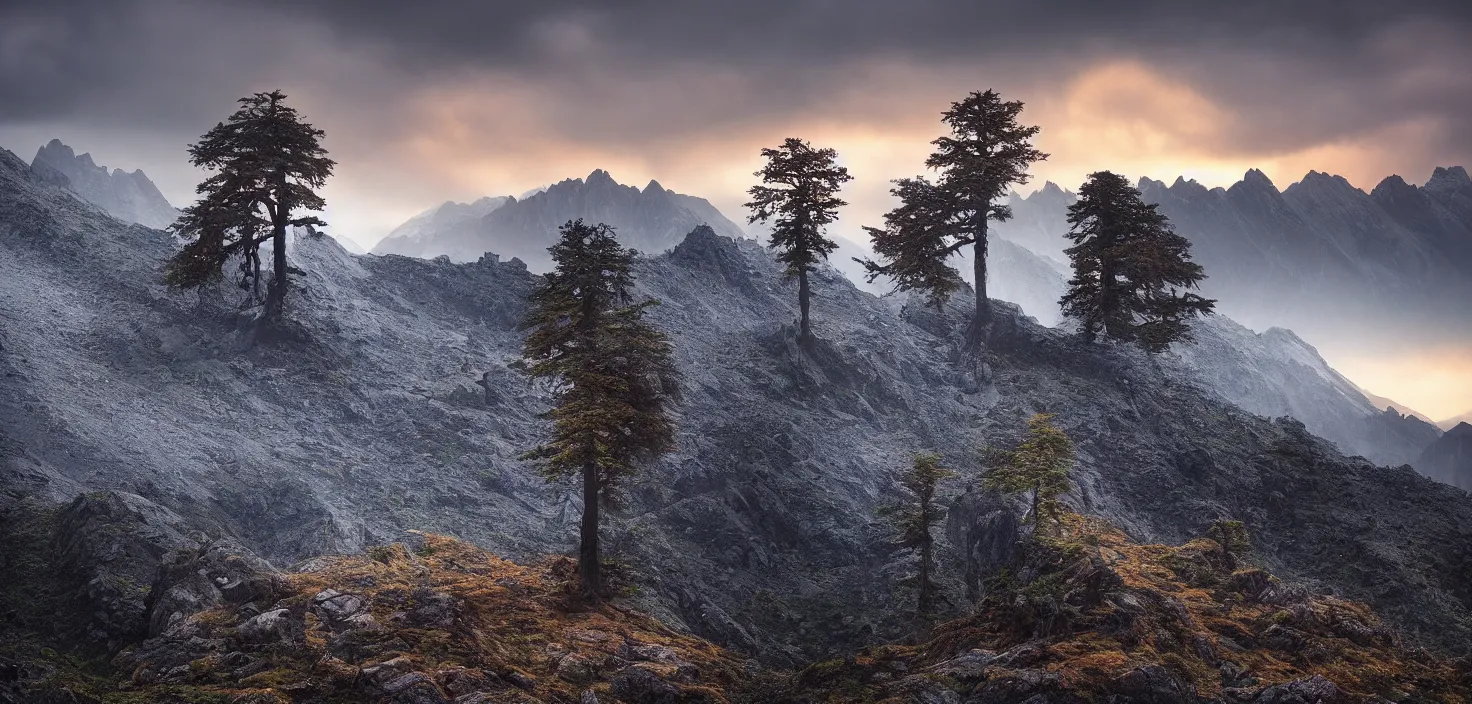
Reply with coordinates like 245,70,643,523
30,139,178,229
3,144,1472,669
370,170,747,270
997,168,1472,364
1417,422,1472,490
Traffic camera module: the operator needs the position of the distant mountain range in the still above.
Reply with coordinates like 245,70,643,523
995,167,1472,354
29,139,178,229
372,170,747,270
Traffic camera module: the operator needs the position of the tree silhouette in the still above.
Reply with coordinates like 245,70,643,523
1060,171,1216,352
860,90,1047,345
520,220,679,600
164,90,334,318
746,137,853,343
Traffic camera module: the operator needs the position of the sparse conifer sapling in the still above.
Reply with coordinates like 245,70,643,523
984,413,1075,535
879,452,956,616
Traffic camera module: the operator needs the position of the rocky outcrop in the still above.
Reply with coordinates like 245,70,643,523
30,139,178,229
68,534,747,703
786,516,1472,702
370,169,748,270
1417,422,1472,490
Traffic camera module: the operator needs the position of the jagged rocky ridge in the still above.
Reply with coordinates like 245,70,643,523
370,170,748,271
995,168,1472,358
2,144,1471,673
29,139,179,230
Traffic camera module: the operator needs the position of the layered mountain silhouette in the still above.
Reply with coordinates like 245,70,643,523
29,139,178,229
996,167,1472,354
371,169,747,270
1439,409,1472,430
1418,422,1472,489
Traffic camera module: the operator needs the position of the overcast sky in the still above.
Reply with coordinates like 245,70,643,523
3,0,1471,417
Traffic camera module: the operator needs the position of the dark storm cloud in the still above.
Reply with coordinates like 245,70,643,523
3,0,1471,175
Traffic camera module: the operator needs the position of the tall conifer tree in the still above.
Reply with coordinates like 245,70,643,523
520,220,679,600
1059,171,1216,352
859,90,1047,344
165,90,334,317
746,138,853,343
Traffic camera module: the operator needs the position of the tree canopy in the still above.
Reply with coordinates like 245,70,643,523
984,413,1075,534
1059,171,1216,352
860,90,1047,343
745,137,853,342
164,90,334,317
520,219,679,599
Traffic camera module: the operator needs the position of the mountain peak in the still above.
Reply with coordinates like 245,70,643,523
585,168,617,187
1426,166,1471,194
644,179,666,195
1371,174,1414,195
1242,168,1277,190
29,139,177,229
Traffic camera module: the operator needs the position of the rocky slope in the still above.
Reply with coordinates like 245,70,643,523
2,144,1471,672
788,513,1472,703
961,236,1440,469
3,494,1465,703
1159,320,1442,468
29,139,179,229
1417,422,1472,490
996,168,1472,357
369,170,747,271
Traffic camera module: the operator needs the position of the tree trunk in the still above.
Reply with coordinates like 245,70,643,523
917,514,933,615
1031,480,1041,534
265,220,287,317
970,219,990,344
579,460,602,600
798,267,812,343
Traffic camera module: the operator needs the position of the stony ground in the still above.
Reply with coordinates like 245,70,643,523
3,494,1464,703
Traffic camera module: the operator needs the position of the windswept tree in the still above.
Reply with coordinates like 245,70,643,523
859,90,1047,344
984,414,1075,535
745,137,853,342
1059,171,1216,352
520,220,679,600
164,90,334,317
879,452,955,616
